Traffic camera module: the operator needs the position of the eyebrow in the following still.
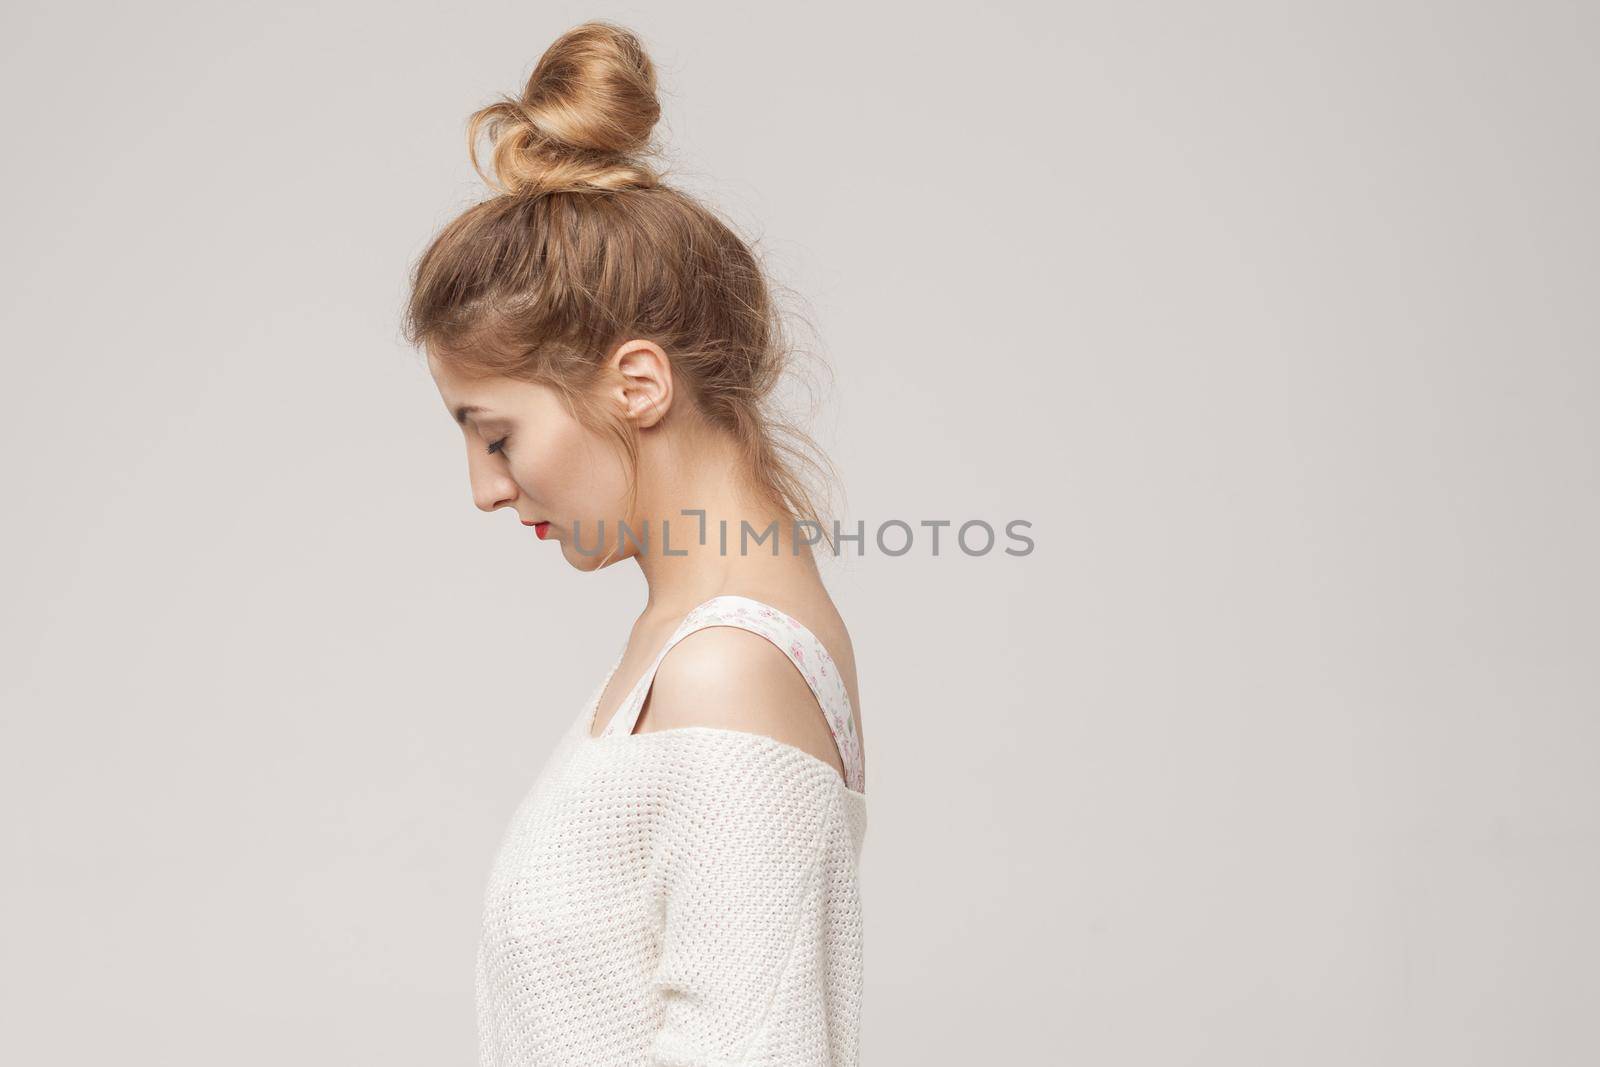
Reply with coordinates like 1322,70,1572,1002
453,404,488,426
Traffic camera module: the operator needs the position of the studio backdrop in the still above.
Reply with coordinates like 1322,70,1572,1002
2,3,1596,1065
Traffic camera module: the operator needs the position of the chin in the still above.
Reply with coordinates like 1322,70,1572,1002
560,540,628,572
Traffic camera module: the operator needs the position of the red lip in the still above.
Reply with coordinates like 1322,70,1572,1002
523,520,552,539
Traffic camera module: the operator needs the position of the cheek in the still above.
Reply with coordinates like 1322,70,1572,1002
509,423,624,510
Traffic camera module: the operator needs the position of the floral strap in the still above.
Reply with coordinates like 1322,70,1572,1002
608,594,865,793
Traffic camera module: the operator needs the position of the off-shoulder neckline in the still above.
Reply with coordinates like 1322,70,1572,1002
584,722,869,802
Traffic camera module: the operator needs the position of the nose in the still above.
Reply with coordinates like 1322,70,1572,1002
474,480,517,512
468,456,519,513
476,489,516,513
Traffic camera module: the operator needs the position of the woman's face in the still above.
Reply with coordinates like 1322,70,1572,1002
427,350,633,570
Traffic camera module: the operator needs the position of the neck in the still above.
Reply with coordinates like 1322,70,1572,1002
626,428,821,618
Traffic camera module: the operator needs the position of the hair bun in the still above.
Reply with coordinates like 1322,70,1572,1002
468,20,662,197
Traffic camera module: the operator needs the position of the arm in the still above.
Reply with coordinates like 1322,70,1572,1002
639,629,848,1066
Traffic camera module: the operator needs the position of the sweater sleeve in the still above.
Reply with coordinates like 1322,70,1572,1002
644,734,842,1067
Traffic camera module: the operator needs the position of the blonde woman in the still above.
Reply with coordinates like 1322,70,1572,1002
402,20,869,1067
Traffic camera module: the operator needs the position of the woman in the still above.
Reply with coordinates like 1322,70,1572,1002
401,20,869,1067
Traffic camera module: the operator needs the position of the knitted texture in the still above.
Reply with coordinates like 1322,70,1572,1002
476,606,868,1066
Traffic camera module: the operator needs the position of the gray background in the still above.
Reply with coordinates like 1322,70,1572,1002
2,2,1595,1064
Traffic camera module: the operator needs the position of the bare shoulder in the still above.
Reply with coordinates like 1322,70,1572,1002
637,624,847,780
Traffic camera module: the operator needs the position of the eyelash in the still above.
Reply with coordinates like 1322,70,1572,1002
486,437,508,456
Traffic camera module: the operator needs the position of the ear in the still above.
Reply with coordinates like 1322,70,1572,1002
608,339,674,429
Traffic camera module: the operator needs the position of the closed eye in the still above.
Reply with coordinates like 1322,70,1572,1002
486,437,508,456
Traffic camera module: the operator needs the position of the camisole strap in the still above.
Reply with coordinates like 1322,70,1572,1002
604,594,865,793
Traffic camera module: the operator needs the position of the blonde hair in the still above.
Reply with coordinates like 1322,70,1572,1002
403,19,840,549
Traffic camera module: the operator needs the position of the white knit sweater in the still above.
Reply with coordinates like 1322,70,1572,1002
476,597,869,1066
